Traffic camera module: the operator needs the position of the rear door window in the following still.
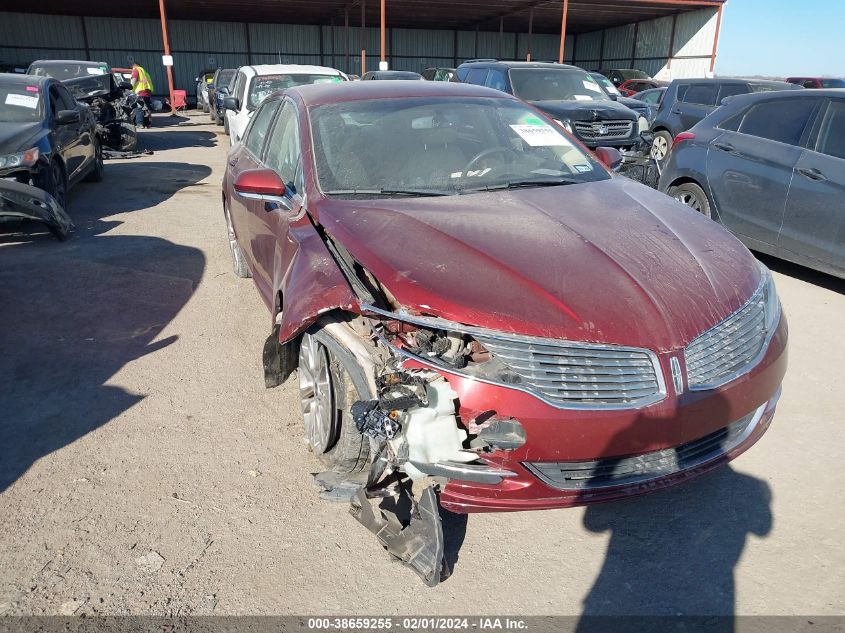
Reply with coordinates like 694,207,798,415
466,68,488,86
717,84,749,102
738,98,819,146
815,100,845,160
243,99,279,158
485,69,508,92
682,84,718,106
264,103,301,190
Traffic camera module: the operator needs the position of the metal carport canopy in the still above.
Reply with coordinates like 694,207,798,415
6,0,724,34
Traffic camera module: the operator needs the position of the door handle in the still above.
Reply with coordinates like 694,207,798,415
713,142,735,153
228,158,238,166
670,108,682,115
797,167,827,182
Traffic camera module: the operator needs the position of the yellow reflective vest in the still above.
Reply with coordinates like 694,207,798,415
133,66,154,94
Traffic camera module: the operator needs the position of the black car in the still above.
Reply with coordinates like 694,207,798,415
588,72,652,128
456,61,640,149
27,59,111,80
421,67,455,81
650,78,801,162
594,68,651,87
209,68,236,125
362,70,423,80
0,73,102,210
658,90,844,279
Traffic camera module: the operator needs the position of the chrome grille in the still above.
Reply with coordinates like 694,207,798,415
574,119,634,141
525,408,759,490
474,335,664,409
685,283,768,389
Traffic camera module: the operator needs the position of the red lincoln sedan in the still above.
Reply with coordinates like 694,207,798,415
222,81,787,585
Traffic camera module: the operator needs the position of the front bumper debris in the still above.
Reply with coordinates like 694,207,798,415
0,179,73,240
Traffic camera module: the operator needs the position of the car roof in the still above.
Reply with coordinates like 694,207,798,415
241,64,343,77
459,60,580,71
28,59,105,66
724,88,845,104
671,77,796,87
288,79,518,107
0,72,50,87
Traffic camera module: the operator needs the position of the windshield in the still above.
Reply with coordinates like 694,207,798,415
509,69,609,103
248,73,343,110
0,84,43,122
591,74,622,97
64,74,115,99
28,62,109,81
310,97,609,198
821,79,845,88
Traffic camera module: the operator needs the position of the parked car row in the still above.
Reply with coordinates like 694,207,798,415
0,72,103,238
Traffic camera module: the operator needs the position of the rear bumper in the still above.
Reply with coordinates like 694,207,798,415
422,316,788,513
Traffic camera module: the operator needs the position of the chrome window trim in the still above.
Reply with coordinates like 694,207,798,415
684,269,780,391
364,304,667,411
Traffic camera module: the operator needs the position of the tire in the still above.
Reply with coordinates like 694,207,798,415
669,182,712,219
651,130,674,162
84,139,104,183
37,159,68,211
298,327,372,474
120,123,138,152
223,202,251,278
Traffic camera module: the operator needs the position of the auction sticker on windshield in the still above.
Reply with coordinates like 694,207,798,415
5,94,39,109
510,124,570,147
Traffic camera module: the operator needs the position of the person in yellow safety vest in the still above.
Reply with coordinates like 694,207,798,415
130,63,154,128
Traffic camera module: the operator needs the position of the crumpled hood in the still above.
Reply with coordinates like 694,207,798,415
530,99,638,122
0,122,42,155
314,178,761,351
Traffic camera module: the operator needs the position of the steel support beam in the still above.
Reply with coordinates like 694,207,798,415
158,0,176,114
360,0,366,76
557,0,568,64
526,7,533,61
709,3,723,73
380,0,386,67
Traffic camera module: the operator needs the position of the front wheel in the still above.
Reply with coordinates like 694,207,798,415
223,202,251,278
36,159,68,210
669,182,712,219
298,328,372,474
651,130,673,162
84,139,104,182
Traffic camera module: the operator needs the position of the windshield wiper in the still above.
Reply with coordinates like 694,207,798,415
461,178,580,193
323,188,451,197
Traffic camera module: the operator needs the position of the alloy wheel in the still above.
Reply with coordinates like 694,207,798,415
674,190,702,212
299,333,336,455
52,162,67,208
651,136,669,161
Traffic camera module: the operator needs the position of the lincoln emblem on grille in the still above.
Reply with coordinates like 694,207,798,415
670,356,684,394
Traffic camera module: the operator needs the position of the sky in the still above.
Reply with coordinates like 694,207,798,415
716,0,845,77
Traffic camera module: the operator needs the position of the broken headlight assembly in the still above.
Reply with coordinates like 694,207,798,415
0,147,39,172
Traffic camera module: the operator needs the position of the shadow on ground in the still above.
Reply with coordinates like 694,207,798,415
0,158,207,493
574,390,773,632
139,129,217,151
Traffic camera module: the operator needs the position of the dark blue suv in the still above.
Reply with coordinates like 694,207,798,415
455,60,642,149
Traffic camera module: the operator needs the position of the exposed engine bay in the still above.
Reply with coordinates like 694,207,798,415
308,313,524,586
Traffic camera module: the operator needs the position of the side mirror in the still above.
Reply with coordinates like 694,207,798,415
55,110,81,125
639,131,655,145
119,81,133,91
608,93,618,101
594,147,623,171
233,168,293,211
223,96,240,111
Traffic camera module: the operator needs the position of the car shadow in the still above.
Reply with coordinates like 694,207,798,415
0,162,212,243
755,252,845,295
575,391,773,632
0,160,207,493
139,130,218,151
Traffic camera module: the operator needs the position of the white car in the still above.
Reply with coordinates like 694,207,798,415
224,64,347,145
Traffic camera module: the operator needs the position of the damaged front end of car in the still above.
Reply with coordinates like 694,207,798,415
0,178,73,239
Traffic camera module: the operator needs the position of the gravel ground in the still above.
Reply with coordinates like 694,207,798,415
1,112,843,617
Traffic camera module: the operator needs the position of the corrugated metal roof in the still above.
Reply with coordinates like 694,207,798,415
1,0,726,35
